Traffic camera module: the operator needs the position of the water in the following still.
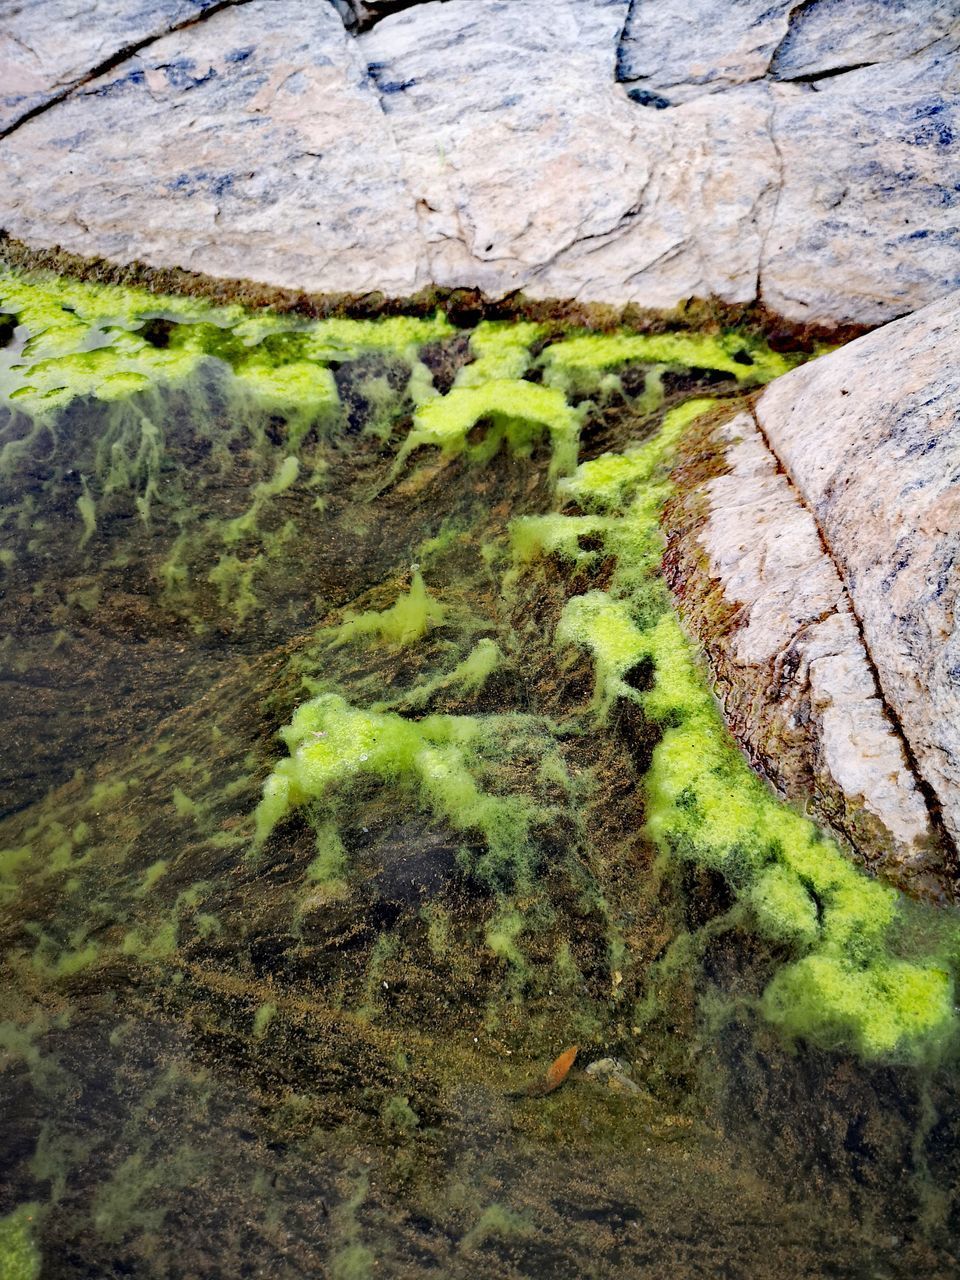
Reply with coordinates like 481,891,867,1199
1,267,959,1278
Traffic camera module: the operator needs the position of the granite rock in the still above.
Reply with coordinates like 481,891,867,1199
0,0,956,324
0,0,423,295
0,0,230,133
755,288,960,851
664,409,940,888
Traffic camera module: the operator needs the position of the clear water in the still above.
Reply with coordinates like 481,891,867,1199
1,273,959,1279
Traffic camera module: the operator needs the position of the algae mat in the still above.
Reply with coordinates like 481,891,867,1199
2,267,960,1278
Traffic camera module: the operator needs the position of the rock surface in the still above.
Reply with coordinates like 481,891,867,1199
0,0,423,295
0,0,229,133
755,289,960,851
664,408,942,889
0,0,957,323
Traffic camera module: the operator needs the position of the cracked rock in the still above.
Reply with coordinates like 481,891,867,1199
665,406,944,894
0,0,956,323
756,288,960,856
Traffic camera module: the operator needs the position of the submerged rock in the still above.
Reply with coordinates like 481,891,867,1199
584,1056,644,1096
2,265,960,1274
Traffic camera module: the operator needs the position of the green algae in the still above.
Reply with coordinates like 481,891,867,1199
542,330,801,394
533,397,958,1062
7,275,960,1278
0,266,451,418
222,454,300,545
393,379,582,482
0,1203,41,1280
334,569,447,648
253,1002,277,1041
255,694,541,888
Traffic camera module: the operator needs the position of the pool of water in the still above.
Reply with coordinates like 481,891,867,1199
2,267,959,1278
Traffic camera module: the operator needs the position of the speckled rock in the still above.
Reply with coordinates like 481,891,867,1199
755,288,960,851
0,0,957,324
617,0,957,103
0,0,423,295
664,409,942,890
0,0,228,133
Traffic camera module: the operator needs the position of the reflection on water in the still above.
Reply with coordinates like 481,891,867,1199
2,267,960,1278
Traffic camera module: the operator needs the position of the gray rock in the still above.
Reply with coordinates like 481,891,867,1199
761,49,960,325
755,289,960,851
584,1057,644,1095
618,0,792,105
666,408,940,888
771,0,957,82
0,0,957,324
331,0,441,34
0,0,423,295
618,0,958,101
0,0,228,133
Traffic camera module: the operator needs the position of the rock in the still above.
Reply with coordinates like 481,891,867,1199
0,0,423,295
618,0,793,104
617,0,957,101
0,0,957,324
664,408,942,891
755,288,960,852
358,1,779,310
331,0,441,33
584,1057,644,1095
760,50,960,325
0,0,227,133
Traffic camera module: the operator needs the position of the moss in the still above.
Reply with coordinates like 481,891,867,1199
334,569,447,648
0,1203,41,1280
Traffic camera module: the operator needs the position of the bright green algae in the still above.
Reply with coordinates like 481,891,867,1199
267,376,957,1059
534,402,956,1062
6,274,960,1274
0,267,452,417
0,1203,41,1280
3,268,958,1070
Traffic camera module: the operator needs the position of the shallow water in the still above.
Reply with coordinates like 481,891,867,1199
2,269,960,1278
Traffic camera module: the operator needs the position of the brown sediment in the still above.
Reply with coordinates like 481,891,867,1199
0,231,872,346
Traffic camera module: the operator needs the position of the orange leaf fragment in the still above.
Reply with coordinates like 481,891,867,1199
540,1044,579,1094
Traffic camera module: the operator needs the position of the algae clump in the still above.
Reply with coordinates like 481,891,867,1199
335,570,447,648
0,1203,41,1280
